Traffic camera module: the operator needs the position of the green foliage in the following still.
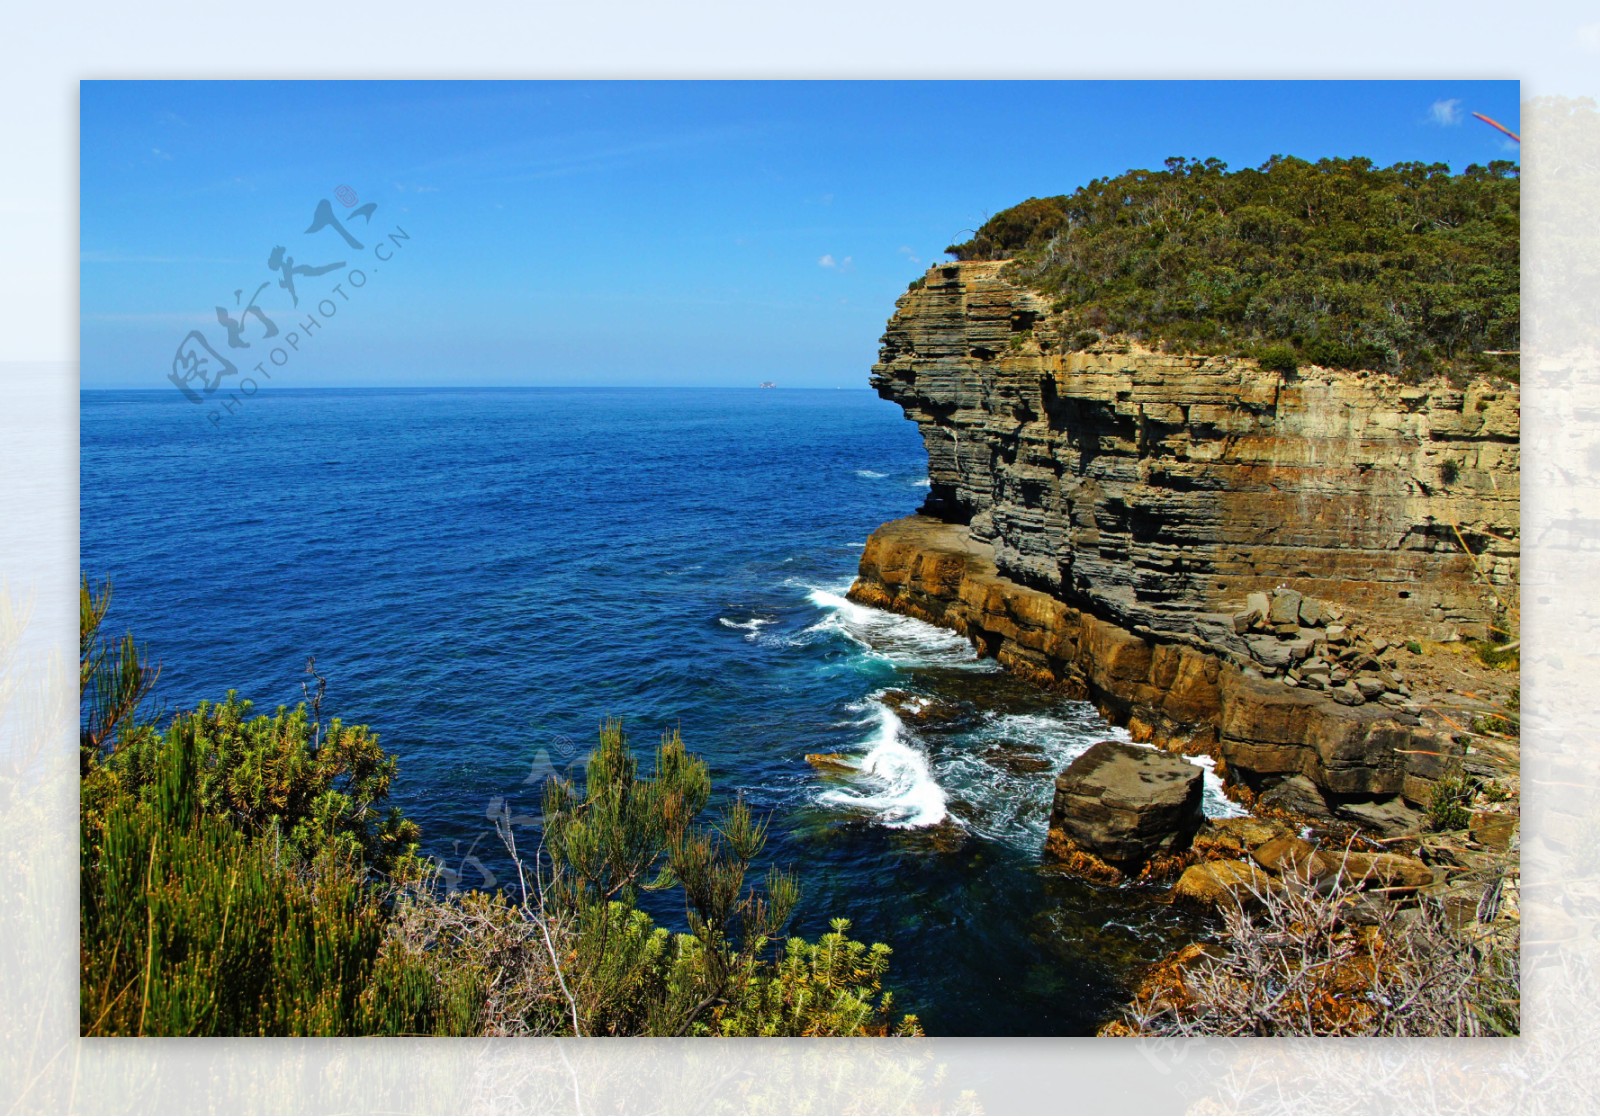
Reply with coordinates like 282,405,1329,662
537,721,914,1036
1404,640,1424,655
731,919,921,1037
1472,639,1519,671
1254,342,1299,373
79,590,431,1035
88,692,422,877
79,577,160,771
81,798,391,1035
1427,775,1476,832
1440,458,1461,486
946,155,1519,383
1472,686,1520,738
79,588,917,1037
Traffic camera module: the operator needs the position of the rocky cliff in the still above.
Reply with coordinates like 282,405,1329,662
850,261,1521,820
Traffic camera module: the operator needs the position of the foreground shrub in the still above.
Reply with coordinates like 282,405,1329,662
79,579,917,1036
1104,868,1518,1037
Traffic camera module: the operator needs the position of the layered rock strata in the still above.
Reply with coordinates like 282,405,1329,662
851,515,1459,807
873,261,1518,650
849,260,1520,821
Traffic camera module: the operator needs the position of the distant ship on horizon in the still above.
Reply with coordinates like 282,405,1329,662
759,381,777,389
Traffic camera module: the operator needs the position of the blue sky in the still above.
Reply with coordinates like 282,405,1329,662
81,80,1521,390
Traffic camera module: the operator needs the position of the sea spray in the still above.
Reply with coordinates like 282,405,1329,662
801,584,996,671
817,704,948,828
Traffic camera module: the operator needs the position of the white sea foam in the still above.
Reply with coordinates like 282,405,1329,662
911,478,932,487
817,705,948,828
917,707,1249,848
1182,751,1250,819
854,469,888,479
801,586,996,670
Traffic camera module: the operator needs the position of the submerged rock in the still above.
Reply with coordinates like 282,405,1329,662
805,753,860,775
981,741,1055,775
879,689,970,726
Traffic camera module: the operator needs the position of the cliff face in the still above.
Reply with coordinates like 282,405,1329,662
850,261,1521,816
875,261,1519,653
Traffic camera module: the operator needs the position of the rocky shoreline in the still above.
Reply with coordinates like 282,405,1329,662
849,513,1491,833
849,259,1521,1030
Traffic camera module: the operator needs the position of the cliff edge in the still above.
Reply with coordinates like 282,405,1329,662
850,261,1521,824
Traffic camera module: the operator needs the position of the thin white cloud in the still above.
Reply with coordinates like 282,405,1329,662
817,254,836,268
1580,23,1600,53
898,245,922,266
1429,98,1463,126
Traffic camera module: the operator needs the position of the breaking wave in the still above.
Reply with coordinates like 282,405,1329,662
816,705,947,828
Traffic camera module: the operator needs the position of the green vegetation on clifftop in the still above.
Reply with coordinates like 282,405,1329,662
946,156,1519,382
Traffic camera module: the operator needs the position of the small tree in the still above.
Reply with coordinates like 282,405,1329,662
79,577,159,772
535,722,914,1036
540,720,800,1034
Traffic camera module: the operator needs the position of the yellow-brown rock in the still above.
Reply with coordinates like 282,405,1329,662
1173,860,1269,908
1333,851,1436,893
851,514,1460,801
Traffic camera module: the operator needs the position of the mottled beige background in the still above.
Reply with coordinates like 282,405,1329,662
3,8,1595,1113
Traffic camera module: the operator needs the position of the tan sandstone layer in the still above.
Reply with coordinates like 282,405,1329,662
848,261,1521,818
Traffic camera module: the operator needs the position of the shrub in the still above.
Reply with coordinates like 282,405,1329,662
81,798,392,1035
1427,775,1476,832
1473,638,1519,670
1440,459,1461,486
79,584,918,1037
535,720,918,1036
1255,343,1299,373
1107,865,1518,1036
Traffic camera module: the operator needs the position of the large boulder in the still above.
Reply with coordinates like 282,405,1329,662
1047,740,1204,866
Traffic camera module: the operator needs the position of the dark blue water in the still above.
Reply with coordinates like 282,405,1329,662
81,387,1211,1035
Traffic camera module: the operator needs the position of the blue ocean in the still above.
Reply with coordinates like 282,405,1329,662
80,386,1220,1035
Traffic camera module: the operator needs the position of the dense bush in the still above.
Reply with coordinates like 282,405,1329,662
946,155,1519,383
78,580,917,1037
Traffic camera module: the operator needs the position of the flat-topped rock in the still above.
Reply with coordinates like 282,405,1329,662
1047,740,1204,866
